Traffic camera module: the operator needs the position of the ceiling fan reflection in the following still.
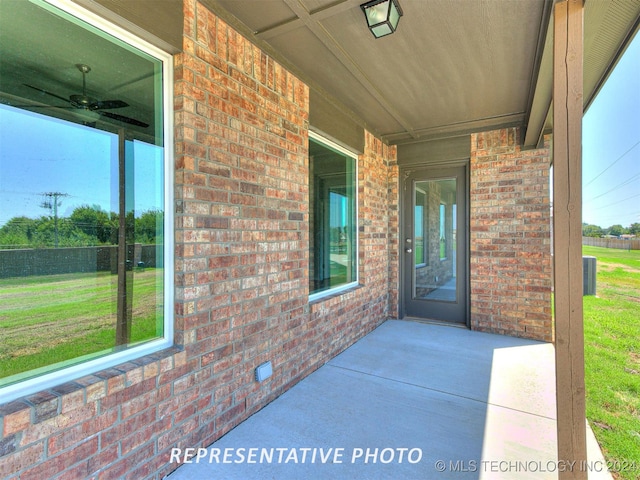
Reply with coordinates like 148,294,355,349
21,63,149,128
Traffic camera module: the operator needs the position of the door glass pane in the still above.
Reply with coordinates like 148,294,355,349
413,178,457,302
414,189,426,266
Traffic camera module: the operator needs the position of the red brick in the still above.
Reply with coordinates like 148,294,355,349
120,417,171,454
100,377,157,411
102,408,157,449
20,403,97,446
3,407,31,436
22,437,98,480
0,442,44,478
470,128,552,341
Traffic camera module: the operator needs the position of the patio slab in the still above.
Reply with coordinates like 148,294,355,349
167,319,611,480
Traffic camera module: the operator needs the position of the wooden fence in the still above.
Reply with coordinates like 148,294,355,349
582,236,640,250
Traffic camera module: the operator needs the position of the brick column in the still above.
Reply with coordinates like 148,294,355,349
469,128,552,342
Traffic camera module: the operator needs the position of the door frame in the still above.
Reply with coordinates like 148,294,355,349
399,160,470,326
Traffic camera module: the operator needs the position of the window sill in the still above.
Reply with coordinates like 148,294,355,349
309,283,363,306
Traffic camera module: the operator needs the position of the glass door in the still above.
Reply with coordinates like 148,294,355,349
403,166,467,323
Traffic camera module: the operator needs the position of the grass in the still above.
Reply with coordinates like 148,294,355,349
0,269,163,383
415,237,424,265
582,246,640,479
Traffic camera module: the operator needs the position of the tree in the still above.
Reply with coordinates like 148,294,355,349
582,224,604,238
135,210,163,244
31,217,95,248
0,207,162,249
628,223,640,235
606,224,627,237
69,205,116,244
0,216,38,248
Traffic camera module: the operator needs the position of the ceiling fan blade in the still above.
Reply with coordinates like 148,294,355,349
99,111,149,128
23,84,71,104
92,99,128,110
6,104,76,109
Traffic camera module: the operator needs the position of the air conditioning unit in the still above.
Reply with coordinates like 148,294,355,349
583,256,597,296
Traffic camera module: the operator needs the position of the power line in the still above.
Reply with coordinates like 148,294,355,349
584,139,640,187
586,172,640,201
593,192,640,210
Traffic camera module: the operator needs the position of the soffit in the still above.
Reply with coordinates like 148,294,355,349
524,0,640,147
584,0,640,111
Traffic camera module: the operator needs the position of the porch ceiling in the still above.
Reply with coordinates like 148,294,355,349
1,1,638,148
206,0,640,146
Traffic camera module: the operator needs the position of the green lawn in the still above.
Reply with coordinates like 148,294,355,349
583,246,640,479
0,269,163,384
415,237,424,265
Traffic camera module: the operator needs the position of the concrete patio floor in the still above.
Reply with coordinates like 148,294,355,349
168,319,611,479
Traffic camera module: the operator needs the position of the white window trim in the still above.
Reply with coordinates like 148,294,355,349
0,0,174,404
308,131,359,302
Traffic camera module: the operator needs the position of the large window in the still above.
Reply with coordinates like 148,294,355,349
0,0,173,401
309,134,357,299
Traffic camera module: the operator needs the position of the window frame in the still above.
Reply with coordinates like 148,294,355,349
0,0,174,404
308,131,359,302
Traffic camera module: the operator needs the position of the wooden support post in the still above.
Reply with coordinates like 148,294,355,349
553,0,587,478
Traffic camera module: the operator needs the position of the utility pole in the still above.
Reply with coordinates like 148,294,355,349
41,192,69,248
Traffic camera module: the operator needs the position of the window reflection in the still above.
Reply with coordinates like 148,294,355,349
0,0,166,388
413,179,457,302
309,137,357,296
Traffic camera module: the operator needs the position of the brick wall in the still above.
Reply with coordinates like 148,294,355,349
173,0,316,449
0,2,398,479
469,128,552,341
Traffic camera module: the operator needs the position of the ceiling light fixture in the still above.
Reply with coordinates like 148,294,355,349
360,0,403,38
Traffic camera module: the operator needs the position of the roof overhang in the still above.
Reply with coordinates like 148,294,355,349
525,0,640,148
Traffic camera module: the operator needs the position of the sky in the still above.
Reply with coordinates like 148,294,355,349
0,105,163,226
582,31,640,229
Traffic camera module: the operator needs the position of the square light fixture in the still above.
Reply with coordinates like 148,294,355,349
360,0,403,38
